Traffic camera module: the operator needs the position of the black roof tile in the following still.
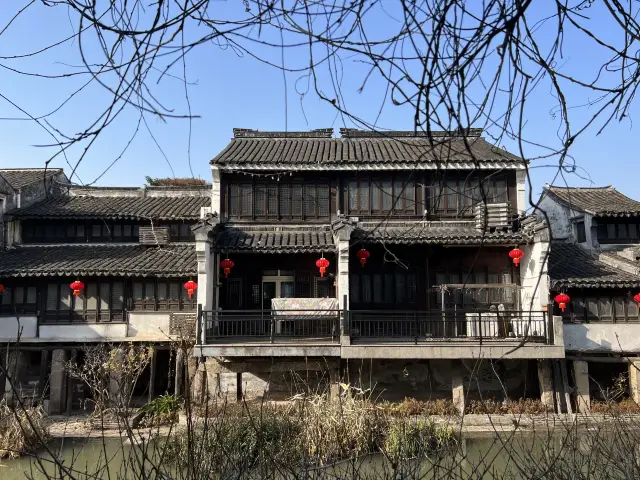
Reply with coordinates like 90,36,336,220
549,243,640,288
0,245,196,278
546,186,640,217
353,223,528,245
0,168,63,190
211,130,523,170
214,227,335,253
8,195,210,220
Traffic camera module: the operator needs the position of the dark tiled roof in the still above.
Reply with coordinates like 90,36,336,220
549,243,640,288
0,245,195,278
214,227,335,253
211,130,523,170
0,169,63,190
9,195,210,220
546,186,640,217
353,223,528,245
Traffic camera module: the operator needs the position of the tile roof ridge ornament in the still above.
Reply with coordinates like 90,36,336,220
232,128,334,138
338,128,483,138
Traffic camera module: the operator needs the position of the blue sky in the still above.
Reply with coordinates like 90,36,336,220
0,1,638,204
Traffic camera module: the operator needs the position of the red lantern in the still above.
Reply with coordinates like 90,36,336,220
220,258,234,278
634,293,640,305
70,280,85,297
184,280,197,299
555,293,571,312
509,248,524,266
316,257,330,278
0,284,4,295
356,248,370,267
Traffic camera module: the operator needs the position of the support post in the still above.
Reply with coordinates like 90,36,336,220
49,349,67,414
108,348,124,407
148,347,157,402
452,361,465,416
66,349,77,415
36,349,49,401
4,349,28,406
537,359,555,412
175,349,185,397
629,360,640,404
573,360,590,414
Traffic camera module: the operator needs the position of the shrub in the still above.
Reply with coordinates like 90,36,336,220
0,404,50,459
384,418,456,459
591,398,640,414
465,398,552,415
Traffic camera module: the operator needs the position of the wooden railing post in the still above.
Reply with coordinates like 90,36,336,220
270,311,275,344
196,304,203,344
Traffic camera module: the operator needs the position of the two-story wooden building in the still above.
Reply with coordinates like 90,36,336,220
193,128,565,411
540,185,640,412
0,179,209,412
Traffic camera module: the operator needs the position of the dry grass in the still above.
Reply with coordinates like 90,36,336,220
465,398,553,415
0,404,50,459
590,398,640,414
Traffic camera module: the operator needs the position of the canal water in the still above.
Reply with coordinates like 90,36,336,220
0,430,627,479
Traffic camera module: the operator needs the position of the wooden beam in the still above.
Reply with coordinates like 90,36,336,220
36,349,49,400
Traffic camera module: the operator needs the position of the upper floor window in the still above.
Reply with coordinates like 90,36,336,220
23,221,140,243
167,222,195,242
227,181,330,221
348,176,416,215
576,221,586,243
432,177,508,216
597,220,640,244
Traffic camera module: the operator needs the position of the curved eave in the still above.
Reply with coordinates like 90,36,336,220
213,245,332,254
216,162,525,171
0,270,195,278
550,279,640,289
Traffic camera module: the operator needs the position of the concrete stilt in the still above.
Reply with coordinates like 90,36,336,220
538,359,555,412
108,348,124,407
329,367,341,400
175,349,185,397
49,349,67,414
628,360,640,404
148,348,157,403
452,361,465,415
4,350,28,405
572,360,590,414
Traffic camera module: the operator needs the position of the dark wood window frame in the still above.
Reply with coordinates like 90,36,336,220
43,280,125,323
166,221,196,242
226,180,331,221
560,292,640,323
596,219,640,245
431,176,509,217
576,221,587,243
0,285,37,315
23,220,141,244
433,267,515,308
350,271,418,307
347,175,417,216
131,278,196,312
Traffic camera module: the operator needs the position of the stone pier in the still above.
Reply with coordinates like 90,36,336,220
49,349,67,414
108,348,124,407
538,359,555,411
629,360,640,404
572,360,590,414
452,361,465,415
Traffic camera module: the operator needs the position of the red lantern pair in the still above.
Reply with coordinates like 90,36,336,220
634,293,640,305
316,257,330,277
70,280,85,297
220,258,235,278
509,248,524,266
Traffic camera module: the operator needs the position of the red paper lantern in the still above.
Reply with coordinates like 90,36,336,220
555,293,571,312
184,280,198,299
316,257,330,278
356,248,370,267
70,280,85,297
0,284,4,295
220,258,234,278
509,248,524,266
634,293,640,305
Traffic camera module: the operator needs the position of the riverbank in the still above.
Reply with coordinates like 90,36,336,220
44,412,640,439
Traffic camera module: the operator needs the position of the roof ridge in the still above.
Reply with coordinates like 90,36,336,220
233,128,334,138
547,184,613,190
339,128,483,138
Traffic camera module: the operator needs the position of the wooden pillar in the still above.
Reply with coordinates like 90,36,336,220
538,359,554,412
452,361,465,415
573,360,590,414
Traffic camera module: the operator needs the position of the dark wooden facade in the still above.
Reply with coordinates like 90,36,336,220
221,171,518,222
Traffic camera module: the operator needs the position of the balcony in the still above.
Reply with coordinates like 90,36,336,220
197,308,565,359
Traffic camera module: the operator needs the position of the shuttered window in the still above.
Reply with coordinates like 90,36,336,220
227,181,330,220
